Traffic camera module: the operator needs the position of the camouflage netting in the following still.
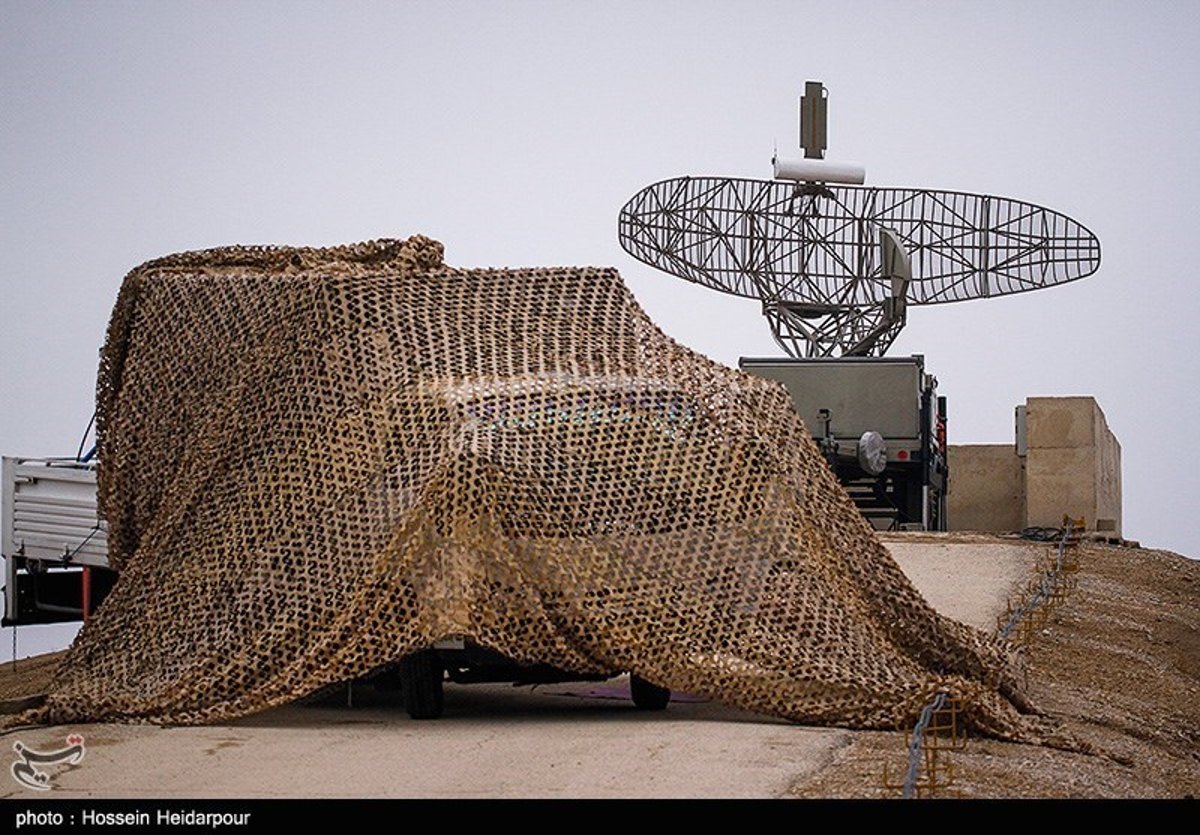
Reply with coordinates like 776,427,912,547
24,235,1044,737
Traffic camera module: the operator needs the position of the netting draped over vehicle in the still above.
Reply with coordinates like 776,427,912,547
24,235,1041,737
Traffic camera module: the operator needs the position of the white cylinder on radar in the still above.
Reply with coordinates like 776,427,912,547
772,156,866,184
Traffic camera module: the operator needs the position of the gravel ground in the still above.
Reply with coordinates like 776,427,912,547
793,542,1200,798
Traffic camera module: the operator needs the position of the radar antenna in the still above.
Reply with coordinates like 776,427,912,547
618,82,1101,357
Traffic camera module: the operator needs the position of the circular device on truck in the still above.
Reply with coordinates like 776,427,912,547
857,430,887,476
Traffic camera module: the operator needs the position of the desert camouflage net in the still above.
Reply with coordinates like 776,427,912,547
26,235,1042,737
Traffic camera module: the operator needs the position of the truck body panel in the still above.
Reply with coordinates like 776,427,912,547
739,356,948,531
2,457,112,626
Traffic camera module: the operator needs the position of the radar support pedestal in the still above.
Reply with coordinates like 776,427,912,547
764,227,911,357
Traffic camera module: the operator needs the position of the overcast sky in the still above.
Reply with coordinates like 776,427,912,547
3,1,1198,659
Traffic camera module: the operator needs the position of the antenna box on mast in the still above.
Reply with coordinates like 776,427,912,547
800,80,827,159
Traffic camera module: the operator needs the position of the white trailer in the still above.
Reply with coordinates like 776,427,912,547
1,457,112,626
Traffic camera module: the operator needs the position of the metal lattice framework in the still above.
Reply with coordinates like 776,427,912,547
618,177,1101,356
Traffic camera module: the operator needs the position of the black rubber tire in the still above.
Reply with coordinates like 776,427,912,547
400,650,445,719
630,674,670,711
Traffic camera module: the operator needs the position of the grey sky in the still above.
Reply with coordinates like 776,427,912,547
3,1,1198,657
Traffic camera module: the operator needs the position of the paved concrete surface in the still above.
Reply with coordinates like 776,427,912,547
5,689,844,799
881,539,1040,630
0,536,1043,799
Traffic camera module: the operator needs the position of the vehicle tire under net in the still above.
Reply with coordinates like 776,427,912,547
400,650,445,720
630,674,670,710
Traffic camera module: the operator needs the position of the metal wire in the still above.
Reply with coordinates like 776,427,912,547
901,690,948,799
1020,526,1064,542
899,521,1078,798
58,523,103,565
75,411,97,462
999,525,1072,640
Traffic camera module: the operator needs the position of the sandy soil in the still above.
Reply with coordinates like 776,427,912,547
0,651,63,704
2,534,1193,798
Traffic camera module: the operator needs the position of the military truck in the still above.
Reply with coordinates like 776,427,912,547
739,355,948,531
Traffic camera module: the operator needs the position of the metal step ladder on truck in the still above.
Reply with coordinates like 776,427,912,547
1,455,670,719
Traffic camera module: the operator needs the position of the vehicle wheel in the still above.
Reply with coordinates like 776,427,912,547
630,674,670,711
400,650,444,719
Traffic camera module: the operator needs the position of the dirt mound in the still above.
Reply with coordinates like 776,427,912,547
796,543,1200,798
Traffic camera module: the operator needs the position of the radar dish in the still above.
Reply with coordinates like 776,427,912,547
617,85,1101,357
